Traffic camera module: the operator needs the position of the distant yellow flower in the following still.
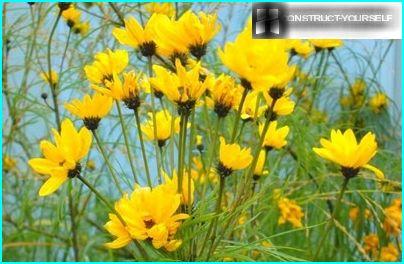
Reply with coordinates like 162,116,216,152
145,2,175,17
218,137,252,177
28,119,92,196
351,78,366,96
340,95,352,107
239,91,266,121
161,170,195,205
259,121,289,150
309,39,343,50
84,49,128,85
86,159,96,171
179,11,221,59
113,15,158,57
93,71,142,110
253,150,268,179
210,74,242,118
40,70,58,86
61,5,81,27
379,243,399,262
349,207,360,221
104,183,188,251
65,93,113,130
141,110,180,147
369,93,388,113
278,198,304,228
263,88,295,116
287,40,314,59
3,156,16,172
363,234,379,255
383,198,402,236
73,21,90,36
313,129,383,179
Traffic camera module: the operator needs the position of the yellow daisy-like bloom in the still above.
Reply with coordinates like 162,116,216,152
218,137,253,176
309,39,343,50
141,110,180,147
65,93,113,131
104,183,189,251
239,91,266,121
84,49,128,85
383,198,402,236
313,129,383,179
278,197,304,228
161,170,195,205
379,243,399,262
179,11,221,59
151,60,209,115
28,119,92,196
218,23,295,91
145,2,175,17
287,40,314,59
351,78,366,96
73,21,90,36
93,71,143,110
263,88,296,116
113,15,158,57
259,121,290,151
253,150,268,179
40,70,58,86
210,74,242,118
3,156,17,172
61,5,81,27
369,93,388,113
363,234,379,255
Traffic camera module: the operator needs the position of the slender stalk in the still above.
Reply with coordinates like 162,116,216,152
58,28,71,77
67,182,79,261
134,109,153,188
77,175,115,212
187,110,196,213
308,50,328,114
313,177,350,260
230,87,249,142
92,130,123,195
108,2,125,25
178,113,189,193
116,101,138,184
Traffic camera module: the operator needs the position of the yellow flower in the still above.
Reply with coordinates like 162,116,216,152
93,71,143,110
210,74,242,118
113,15,158,57
141,110,180,147
239,91,266,121
179,11,221,59
259,121,289,150
383,198,402,236
263,88,296,116
86,159,96,171
196,135,203,150
287,40,314,59
73,21,90,36
379,243,399,262
218,137,252,176
309,39,343,50
313,129,383,179
218,23,294,91
145,2,175,17
40,70,58,86
84,49,128,85
28,119,92,196
363,234,379,255
349,206,372,222
351,78,366,96
161,170,195,205
253,150,268,178
65,93,113,130
61,5,81,27
3,156,17,172
340,95,352,107
369,93,388,113
278,197,304,228
104,183,189,251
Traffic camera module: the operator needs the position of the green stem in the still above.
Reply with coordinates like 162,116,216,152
77,175,115,212
308,50,328,114
230,87,249,142
67,182,79,261
178,113,189,193
116,101,138,184
134,109,153,188
92,130,123,195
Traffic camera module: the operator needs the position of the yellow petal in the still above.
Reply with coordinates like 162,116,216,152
38,173,68,196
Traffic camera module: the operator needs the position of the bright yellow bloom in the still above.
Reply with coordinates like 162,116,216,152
113,15,158,56
40,70,58,86
287,40,314,58
145,2,175,17
61,5,81,27
28,119,92,196
313,129,383,179
73,21,90,36
161,170,195,205
104,183,189,251
363,234,379,255
383,198,402,236
263,88,296,116
141,110,180,146
218,23,295,91
65,93,113,130
309,39,343,50
253,150,268,178
239,91,266,121
218,137,252,176
369,93,388,113
379,243,399,262
196,135,203,149
260,121,290,150
3,156,17,172
210,74,242,117
351,78,366,96
84,49,128,85
278,198,304,228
